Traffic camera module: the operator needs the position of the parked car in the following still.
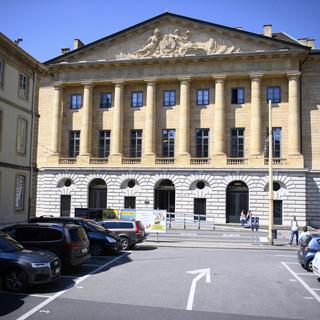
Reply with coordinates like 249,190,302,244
0,231,61,292
98,220,147,250
29,216,122,256
298,234,320,271
312,251,320,277
1,223,90,268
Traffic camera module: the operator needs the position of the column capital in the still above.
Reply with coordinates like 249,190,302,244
53,82,64,90
212,74,226,82
178,76,191,84
81,81,94,88
249,73,264,81
287,72,301,80
112,80,124,87
144,78,157,85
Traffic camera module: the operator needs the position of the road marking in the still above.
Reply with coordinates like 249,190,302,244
289,279,297,282
186,268,211,311
259,237,268,242
312,288,320,291
304,297,314,300
274,255,296,257
283,261,299,265
296,273,318,276
16,252,130,320
281,262,320,304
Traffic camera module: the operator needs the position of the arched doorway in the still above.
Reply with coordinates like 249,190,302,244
89,179,107,209
154,179,175,215
226,181,249,223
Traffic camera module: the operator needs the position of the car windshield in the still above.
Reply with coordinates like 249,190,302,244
84,220,106,232
0,236,24,252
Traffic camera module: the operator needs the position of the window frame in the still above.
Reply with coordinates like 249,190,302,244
264,127,282,158
70,94,82,110
15,174,25,211
231,87,245,104
131,91,143,108
196,89,210,106
100,92,112,109
69,130,80,158
267,86,281,103
99,130,111,158
195,128,209,158
163,90,176,107
230,128,245,158
162,129,175,158
16,117,27,155
18,72,29,100
130,129,142,158
0,57,4,88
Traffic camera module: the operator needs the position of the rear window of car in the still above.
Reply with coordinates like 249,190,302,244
118,222,134,229
15,227,63,242
309,238,320,250
68,227,87,242
102,222,118,228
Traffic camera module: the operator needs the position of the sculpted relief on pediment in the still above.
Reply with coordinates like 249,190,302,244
116,28,242,60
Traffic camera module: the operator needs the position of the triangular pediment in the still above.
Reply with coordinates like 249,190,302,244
47,13,307,64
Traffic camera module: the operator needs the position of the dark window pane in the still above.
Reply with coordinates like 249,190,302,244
100,93,112,108
197,89,209,105
71,94,82,109
162,129,175,157
130,130,142,157
131,91,143,107
99,130,111,157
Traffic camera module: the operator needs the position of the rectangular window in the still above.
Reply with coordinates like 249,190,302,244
196,89,209,105
99,130,111,157
273,200,282,225
194,198,206,221
16,118,27,154
18,73,29,99
100,92,112,108
163,90,176,107
231,88,244,104
231,128,244,158
0,58,4,87
69,131,80,157
162,129,175,157
60,195,71,217
15,175,25,211
130,130,142,157
264,127,282,158
267,86,281,103
70,94,82,109
131,91,143,108
124,196,136,209
196,129,209,157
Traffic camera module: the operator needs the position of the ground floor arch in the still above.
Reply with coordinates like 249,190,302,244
226,181,249,223
154,179,175,214
88,178,107,209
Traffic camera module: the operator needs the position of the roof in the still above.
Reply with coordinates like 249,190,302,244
0,32,48,73
272,32,302,45
45,12,309,65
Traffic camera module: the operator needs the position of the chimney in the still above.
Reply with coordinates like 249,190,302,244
298,38,308,46
306,39,315,49
74,38,84,50
61,48,70,55
263,24,272,37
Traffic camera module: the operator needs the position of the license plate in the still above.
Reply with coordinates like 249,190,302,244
81,248,88,254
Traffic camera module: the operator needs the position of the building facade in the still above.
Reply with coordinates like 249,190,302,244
36,13,320,227
0,33,47,225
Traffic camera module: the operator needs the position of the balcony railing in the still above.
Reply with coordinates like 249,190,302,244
90,158,108,164
59,157,77,164
155,158,175,165
190,158,210,165
226,158,248,165
264,158,287,165
122,157,141,165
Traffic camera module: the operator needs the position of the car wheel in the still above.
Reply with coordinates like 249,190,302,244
120,237,130,250
306,259,313,272
91,243,104,256
4,268,28,292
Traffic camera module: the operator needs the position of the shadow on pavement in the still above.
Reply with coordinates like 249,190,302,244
134,245,158,251
0,293,25,317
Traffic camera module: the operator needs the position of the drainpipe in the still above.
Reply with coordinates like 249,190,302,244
27,69,37,221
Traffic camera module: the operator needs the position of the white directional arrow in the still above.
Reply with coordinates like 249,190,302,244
186,268,211,310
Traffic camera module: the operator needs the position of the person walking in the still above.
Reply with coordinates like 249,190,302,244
298,226,310,244
289,216,299,246
240,210,246,227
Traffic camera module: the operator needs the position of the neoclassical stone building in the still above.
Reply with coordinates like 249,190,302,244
36,13,320,227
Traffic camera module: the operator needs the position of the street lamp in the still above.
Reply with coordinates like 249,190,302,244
268,100,274,245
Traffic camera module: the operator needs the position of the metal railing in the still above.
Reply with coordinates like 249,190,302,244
166,214,215,230
190,158,210,165
59,158,77,164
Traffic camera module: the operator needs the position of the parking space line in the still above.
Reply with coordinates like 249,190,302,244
283,261,299,265
312,288,320,291
295,273,318,276
16,252,130,320
274,255,296,257
281,262,320,304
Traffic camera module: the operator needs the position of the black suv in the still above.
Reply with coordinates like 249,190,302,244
2,223,90,268
30,217,122,256
0,232,61,292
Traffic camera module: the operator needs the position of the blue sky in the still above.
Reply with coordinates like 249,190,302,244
1,0,319,62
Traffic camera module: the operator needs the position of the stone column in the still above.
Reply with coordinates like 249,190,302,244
142,80,156,165
109,81,123,165
250,74,263,156
213,76,226,156
287,72,301,156
51,84,62,156
79,83,93,157
178,78,190,156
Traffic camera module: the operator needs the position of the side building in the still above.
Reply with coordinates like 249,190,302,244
0,33,47,225
36,13,320,227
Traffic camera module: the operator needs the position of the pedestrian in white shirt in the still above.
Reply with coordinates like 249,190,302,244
289,216,299,246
